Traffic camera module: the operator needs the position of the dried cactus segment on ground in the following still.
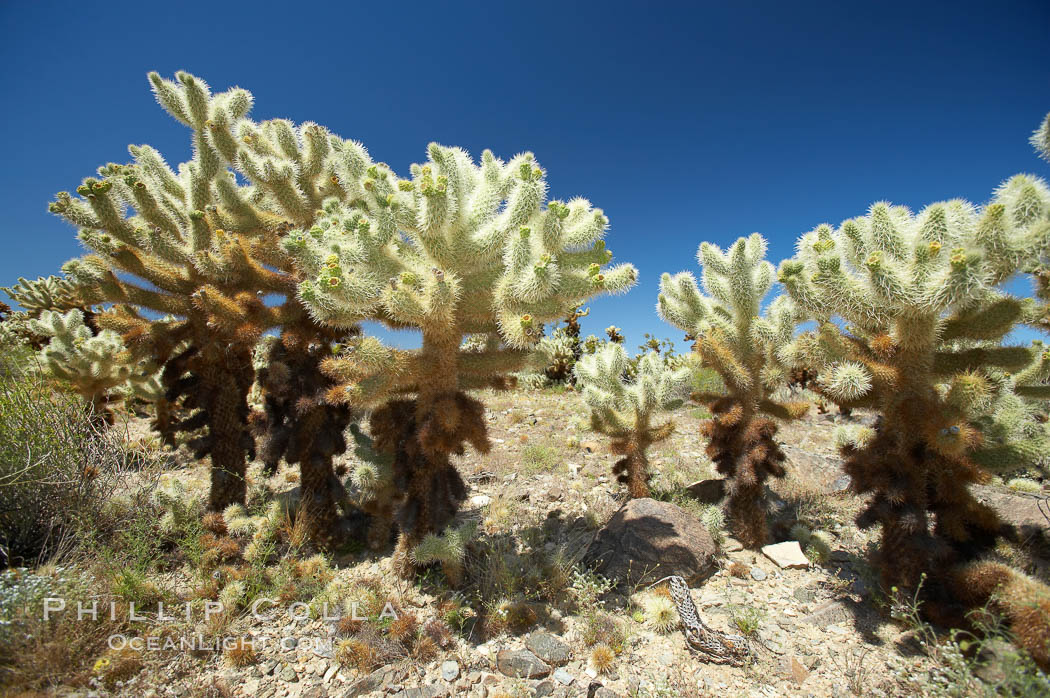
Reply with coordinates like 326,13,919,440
658,233,806,547
576,342,689,497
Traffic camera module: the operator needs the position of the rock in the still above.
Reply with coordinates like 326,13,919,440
470,494,492,507
781,656,809,684
497,649,551,679
829,475,852,493
792,585,817,603
533,680,556,697
279,664,299,682
685,479,725,503
301,686,328,698
392,687,447,698
826,624,848,636
972,486,1050,543
526,632,571,666
802,600,851,626
340,667,388,697
440,660,460,681
975,639,1019,684
761,541,810,569
553,668,575,685
750,567,767,581
592,687,619,698
581,441,601,453
582,498,718,586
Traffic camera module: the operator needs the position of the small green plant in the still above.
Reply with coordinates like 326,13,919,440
521,443,560,474
727,604,764,637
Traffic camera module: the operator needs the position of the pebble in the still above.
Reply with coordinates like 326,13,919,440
440,660,459,681
750,567,768,581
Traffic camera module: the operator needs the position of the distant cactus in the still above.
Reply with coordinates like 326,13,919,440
1,276,94,348
576,342,690,497
284,143,637,575
47,72,357,511
536,327,577,384
605,326,624,344
29,309,155,420
778,172,1050,608
658,234,807,547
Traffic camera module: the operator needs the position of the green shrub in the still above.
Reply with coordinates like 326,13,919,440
0,342,148,566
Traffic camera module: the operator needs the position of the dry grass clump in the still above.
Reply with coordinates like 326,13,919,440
581,612,627,652
223,637,257,668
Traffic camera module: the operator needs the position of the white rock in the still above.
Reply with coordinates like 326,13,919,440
471,494,492,507
761,541,810,569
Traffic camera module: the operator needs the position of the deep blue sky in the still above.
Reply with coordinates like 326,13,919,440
2,0,1048,349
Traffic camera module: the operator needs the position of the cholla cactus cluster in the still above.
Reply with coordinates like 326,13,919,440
1,276,92,348
575,342,690,497
658,234,807,547
283,142,636,574
778,176,1050,613
46,71,362,511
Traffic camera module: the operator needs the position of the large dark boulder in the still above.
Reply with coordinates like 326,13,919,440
582,498,718,586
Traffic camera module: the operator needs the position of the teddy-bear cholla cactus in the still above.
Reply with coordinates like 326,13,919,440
576,343,690,497
47,72,357,511
29,309,150,420
777,178,1050,611
658,234,806,547
284,143,637,574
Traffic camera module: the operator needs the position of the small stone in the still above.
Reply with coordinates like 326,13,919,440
532,680,556,697
323,664,338,682
781,656,809,685
685,478,725,503
470,494,492,507
722,537,744,552
526,632,571,666
497,649,551,679
750,567,767,581
301,686,327,698
440,660,460,681
761,541,810,569
792,586,817,604
279,664,299,682
829,475,852,493
553,668,574,686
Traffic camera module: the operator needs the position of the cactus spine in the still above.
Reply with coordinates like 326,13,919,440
284,143,637,575
658,234,806,547
778,175,1050,613
576,343,690,497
